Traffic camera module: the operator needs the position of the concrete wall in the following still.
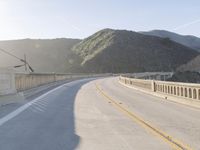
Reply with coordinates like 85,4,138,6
122,72,173,81
15,73,108,91
120,77,152,91
0,69,109,95
153,80,200,101
119,76,200,101
0,69,16,95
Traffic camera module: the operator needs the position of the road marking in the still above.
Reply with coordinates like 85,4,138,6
95,83,193,150
0,84,67,126
0,79,88,127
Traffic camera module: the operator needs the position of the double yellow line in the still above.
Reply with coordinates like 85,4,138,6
95,83,193,150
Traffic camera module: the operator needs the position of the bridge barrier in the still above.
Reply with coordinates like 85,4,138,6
0,70,110,95
120,77,152,91
0,69,16,95
121,72,173,80
15,73,108,92
119,76,200,102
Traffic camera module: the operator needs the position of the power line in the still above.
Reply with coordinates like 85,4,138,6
0,47,23,61
0,47,34,72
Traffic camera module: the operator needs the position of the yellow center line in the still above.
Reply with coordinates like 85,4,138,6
95,83,193,150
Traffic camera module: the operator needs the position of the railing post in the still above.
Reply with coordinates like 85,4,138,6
152,80,156,92
54,73,56,82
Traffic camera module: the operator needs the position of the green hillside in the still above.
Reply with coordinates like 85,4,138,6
71,29,198,73
0,29,199,73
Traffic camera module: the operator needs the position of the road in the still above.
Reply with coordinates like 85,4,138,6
0,77,200,150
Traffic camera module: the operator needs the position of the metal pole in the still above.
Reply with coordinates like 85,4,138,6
24,54,27,72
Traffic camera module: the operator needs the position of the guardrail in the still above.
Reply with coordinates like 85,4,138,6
0,69,16,95
120,77,152,91
15,73,109,91
121,72,173,80
0,69,110,95
119,76,200,101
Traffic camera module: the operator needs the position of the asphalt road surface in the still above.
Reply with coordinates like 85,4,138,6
0,77,200,150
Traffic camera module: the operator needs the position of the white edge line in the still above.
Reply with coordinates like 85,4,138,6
0,81,76,126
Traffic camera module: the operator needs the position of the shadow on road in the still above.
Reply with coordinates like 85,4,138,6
0,78,96,150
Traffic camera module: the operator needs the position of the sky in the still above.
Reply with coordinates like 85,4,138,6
0,0,200,40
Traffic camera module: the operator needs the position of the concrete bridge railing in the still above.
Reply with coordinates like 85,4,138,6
0,69,16,95
0,69,109,95
119,76,200,101
15,73,107,92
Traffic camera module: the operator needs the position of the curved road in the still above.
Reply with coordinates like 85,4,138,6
0,77,200,150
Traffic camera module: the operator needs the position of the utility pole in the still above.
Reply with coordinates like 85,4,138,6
0,48,34,72
24,54,27,72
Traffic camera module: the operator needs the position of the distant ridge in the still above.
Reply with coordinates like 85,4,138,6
141,30,200,51
0,38,81,73
178,55,200,72
0,29,199,73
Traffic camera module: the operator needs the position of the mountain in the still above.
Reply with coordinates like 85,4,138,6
178,55,200,72
141,30,200,51
167,71,200,83
0,38,80,73
1,29,199,74
71,29,199,73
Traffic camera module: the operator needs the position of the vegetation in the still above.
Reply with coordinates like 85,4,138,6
71,29,198,73
178,55,200,72
167,71,200,83
141,30,200,52
0,29,199,73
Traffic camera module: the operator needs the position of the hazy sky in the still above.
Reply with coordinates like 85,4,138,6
0,0,200,40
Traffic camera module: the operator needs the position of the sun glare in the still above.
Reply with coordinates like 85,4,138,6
0,1,18,40
0,1,6,17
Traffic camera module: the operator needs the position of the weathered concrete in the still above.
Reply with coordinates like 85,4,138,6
119,76,200,108
101,77,200,150
0,72,109,106
15,73,109,91
1,77,200,149
122,72,173,80
0,78,171,150
0,68,16,95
